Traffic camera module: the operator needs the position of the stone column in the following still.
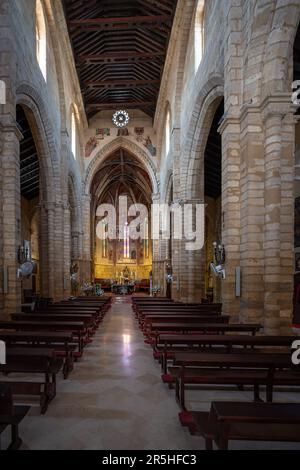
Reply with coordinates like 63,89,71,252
1,122,23,318
262,95,296,334
238,106,265,325
178,198,205,303
151,192,162,293
63,203,71,297
219,117,241,322
82,194,92,282
220,0,243,321
171,128,182,301
39,201,58,300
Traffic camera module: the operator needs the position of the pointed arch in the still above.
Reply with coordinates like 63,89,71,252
84,137,159,196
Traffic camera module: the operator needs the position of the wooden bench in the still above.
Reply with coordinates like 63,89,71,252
0,321,86,357
144,322,262,346
0,348,63,414
135,304,222,319
157,333,292,373
0,331,74,379
172,352,298,409
152,323,261,337
189,402,300,450
0,384,30,451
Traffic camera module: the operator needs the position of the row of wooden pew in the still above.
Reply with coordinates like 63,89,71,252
0,295,111,450
132,296,300,450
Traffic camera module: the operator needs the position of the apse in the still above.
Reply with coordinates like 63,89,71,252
90,148,153,286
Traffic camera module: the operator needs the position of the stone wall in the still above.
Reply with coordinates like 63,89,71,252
0,0,299,332
152,0,300,333
0,0,86,318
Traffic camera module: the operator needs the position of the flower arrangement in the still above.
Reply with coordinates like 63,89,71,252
151,285,161,297
82,282,94,296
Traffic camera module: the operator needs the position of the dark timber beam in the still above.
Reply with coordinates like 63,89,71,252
84,79,160,88
86,101,156,109
77,51,165,63
69,15,172,26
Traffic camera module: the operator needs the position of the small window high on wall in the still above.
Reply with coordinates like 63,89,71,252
71,111,77,159
36,0,47,81
124,223,130,259
194,0,205,74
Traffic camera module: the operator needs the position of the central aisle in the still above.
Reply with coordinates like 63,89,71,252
20,297,200,450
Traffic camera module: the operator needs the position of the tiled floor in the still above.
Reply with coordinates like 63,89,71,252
4,297,300,450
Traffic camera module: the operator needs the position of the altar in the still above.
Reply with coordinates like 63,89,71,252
111,284,134,295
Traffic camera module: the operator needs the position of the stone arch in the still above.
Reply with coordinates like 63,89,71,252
16,85,59,298
84,137,159,196
242,1,300,103
16,84,59,204
180,79,224,200
261,1,300,96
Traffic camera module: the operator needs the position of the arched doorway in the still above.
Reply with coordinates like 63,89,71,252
90,148,153,293
204,99,224,303
16,104,41,302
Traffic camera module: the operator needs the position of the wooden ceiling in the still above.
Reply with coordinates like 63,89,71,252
63,0,178,120
92,148,153,204
16,105,40,201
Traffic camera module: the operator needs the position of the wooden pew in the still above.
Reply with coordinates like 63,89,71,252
135,308,222,322
189,402,300,450
0,348,63,414
145,322,262,346
0,331,74,379
172,352,298,409
33,308,102,328
134,304,222,318
11,313,95,336
0,321,86,357
0,384,30,451
157,333,293,373
142,315,224,331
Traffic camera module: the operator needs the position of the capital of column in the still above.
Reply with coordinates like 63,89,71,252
152,192,160,203
82,193,92,204
0,120,23,141
260,93,297,123
178,198,205,206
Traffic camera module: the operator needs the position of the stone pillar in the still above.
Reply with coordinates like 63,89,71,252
178,198,205,303
171,128,182,301
53,202,65,300
219,117,241,321
239,106,265,325
1,122,23,318
82,194,92,282
262,95,296,334
151,192,161,293
39,202,57,300
220,0,242,321
63,204,71,297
